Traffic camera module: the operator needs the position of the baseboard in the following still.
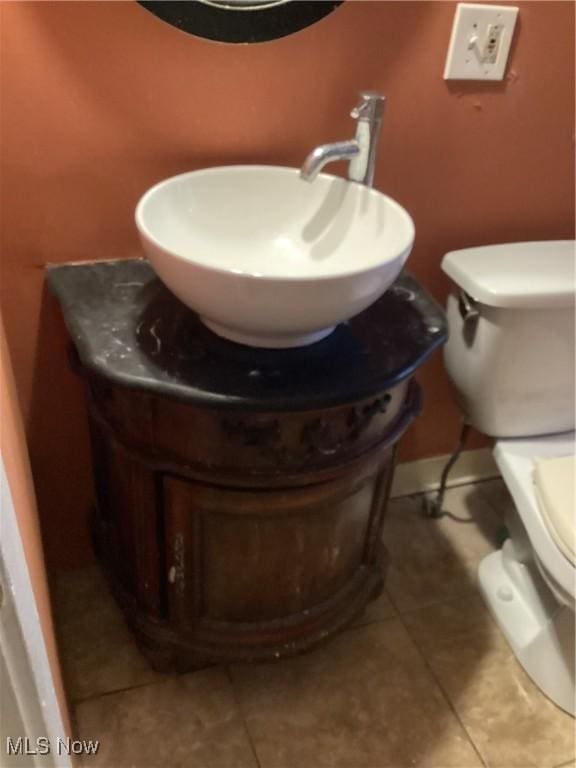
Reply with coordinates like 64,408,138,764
390,448,500,498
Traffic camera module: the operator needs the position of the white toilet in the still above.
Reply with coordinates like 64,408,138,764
441,240,576,715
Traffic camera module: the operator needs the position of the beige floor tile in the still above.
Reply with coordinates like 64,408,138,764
384,485,503,612
402,594,575,768
230,619,482,768
52,566,161,701
76,668,257,768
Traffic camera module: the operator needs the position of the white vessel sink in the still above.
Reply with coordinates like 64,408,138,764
135,165,415,348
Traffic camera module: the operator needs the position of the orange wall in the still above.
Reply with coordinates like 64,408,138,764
1,1,574,569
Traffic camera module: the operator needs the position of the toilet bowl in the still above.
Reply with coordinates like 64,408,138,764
441,240,576,714
479,431,575,715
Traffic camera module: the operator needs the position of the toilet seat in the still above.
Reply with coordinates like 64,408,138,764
534,455,575,566
494,431,575,605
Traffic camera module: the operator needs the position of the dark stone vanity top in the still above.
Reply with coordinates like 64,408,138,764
47,259,447,411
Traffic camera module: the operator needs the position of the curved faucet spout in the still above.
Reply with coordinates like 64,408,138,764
300,91,385,187
299,140,359,182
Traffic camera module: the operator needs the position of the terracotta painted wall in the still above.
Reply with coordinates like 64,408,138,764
1,1,574,569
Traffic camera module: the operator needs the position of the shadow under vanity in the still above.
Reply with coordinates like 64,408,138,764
48,259,446,672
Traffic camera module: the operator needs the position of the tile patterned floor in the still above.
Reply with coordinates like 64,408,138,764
52,480,575,768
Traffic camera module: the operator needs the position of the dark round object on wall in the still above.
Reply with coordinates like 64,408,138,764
137,0,343,44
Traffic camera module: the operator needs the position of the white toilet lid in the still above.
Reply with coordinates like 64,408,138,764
534,456,575,565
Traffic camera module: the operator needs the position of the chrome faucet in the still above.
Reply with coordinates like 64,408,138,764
300,91,385,186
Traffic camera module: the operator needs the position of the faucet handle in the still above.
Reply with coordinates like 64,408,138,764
351,91,386,120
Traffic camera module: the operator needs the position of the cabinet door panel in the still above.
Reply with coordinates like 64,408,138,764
162,455,390,626
202,480,375,621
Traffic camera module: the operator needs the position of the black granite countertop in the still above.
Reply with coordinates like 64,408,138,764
47,259,447,411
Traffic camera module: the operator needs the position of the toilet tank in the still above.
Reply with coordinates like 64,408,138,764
442,241,575,437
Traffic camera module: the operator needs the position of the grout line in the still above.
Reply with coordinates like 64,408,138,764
224,665,263,768
73,673,178,707
395,610,488,768
383,586,401,616
340,614,398,637
342,606,400,633
389,585,481,619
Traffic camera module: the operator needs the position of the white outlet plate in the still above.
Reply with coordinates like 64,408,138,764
444,3,519,81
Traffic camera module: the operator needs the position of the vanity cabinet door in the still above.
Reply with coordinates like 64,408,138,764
162,449,393,635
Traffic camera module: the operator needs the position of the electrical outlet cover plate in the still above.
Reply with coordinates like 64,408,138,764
444,3,519,81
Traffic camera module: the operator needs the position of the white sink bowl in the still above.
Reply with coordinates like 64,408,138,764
135,165,415,348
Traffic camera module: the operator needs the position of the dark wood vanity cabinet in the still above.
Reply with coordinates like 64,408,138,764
87,377,419,670
49,260,446,672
